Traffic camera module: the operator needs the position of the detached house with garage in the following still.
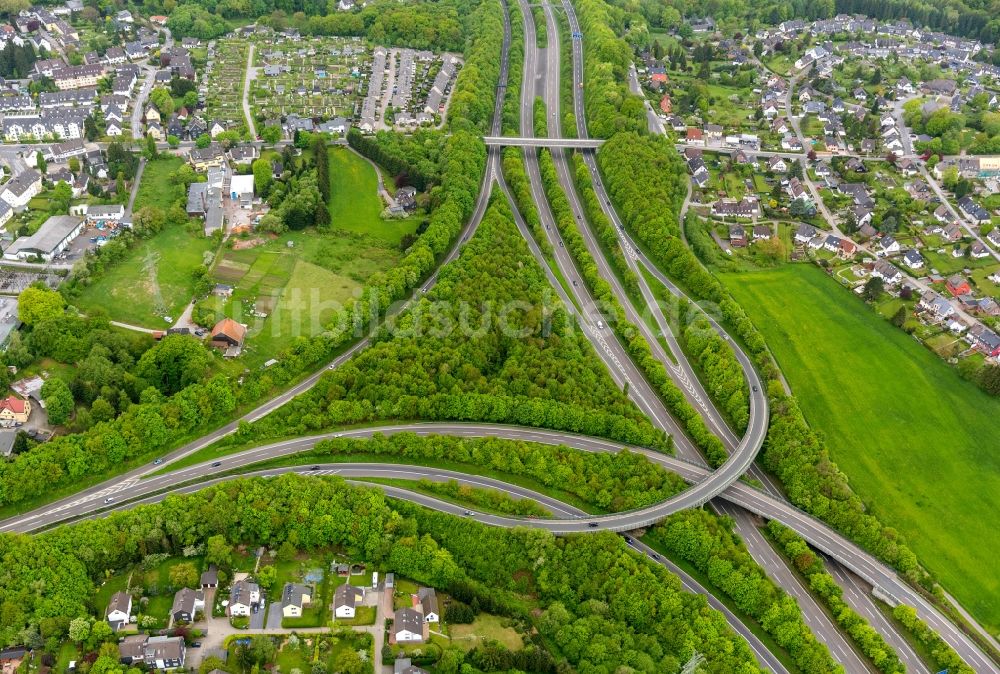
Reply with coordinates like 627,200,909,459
228,580,260,616
417,588,439,623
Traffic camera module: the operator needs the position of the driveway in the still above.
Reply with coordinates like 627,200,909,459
263,597,282,629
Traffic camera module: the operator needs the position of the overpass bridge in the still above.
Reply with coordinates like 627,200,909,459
483,136,605,148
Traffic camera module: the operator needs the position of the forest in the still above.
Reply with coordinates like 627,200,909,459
0,474,766,672
242,200,668,450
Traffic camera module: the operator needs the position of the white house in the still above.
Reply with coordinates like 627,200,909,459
333,584,364,619
228,580,260,616
281,583,312,618
417,588,439,623
1,169,42,209
394,608,424,643
106,591,132,629
902,250,924,270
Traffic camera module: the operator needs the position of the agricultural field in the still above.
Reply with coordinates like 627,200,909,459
203,38,249,129
250,36,369,123
199,149,410,365
720,264,1000,631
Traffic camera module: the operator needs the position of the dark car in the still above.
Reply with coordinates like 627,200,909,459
651,553,661,561
587,522,599,528
310,465,320,470
211,461,222,467
623,535,633,544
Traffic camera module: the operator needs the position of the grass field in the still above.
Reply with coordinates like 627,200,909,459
720,264,1000,631
329,147,419,244
450,614,524,651
76,223,215,327
75,157,213,327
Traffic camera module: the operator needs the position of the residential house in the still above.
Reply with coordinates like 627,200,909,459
417,588,439,623
106,591,132,630
208,120,227,138
958,195,990,223
396,186,417,211
685,127,704,146
333,584,364,619
712,197,761,219
281,583,312,618
919,291,954,318
794,224,817,243
902,250,925,270
189,143,225,170
871,260,902,285
878,234,900,255
704,124,723,144
393,608,424,643
753,225,773,241
228,144,258,164
767,155,787,173
170,588,204,624
1,169,42,209
970,241,990,259
728,225,747,247
118,635,185,670
933,204,951,223
210,318,247,357
228,580,260,616
86,205,125,223
943,223,963,241
946,274,972,296
851,205,873,228
969,323,1000,357
858,222,878,240
839,239,858,257
146,121,163,141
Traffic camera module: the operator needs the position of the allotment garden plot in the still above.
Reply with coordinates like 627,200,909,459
202,38,249,129
250,37,370,122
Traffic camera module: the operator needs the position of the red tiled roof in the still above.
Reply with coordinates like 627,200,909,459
0,396,27,414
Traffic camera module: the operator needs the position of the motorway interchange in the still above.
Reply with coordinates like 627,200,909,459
2,2,997,672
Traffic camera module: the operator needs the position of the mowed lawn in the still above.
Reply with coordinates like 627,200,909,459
720,264,1000,630
328,147,419,245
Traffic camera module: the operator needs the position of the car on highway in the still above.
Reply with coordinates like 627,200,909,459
211,462,222,467
587,522,599,528
310,466,320,470
463,510,474,516
596,320,604,329
623,535,632,544
104,497,115,504
752,385,758,392
153,458,163,465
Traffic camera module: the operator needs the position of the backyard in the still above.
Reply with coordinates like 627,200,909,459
720,264,1000,632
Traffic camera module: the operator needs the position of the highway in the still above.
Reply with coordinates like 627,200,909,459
3,2,997,671
6,420,995,670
